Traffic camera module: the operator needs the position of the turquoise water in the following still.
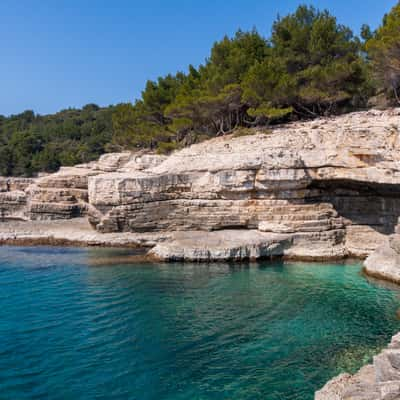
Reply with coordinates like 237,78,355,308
1,247,400,400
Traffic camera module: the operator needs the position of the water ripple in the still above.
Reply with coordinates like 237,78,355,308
0,246,400,400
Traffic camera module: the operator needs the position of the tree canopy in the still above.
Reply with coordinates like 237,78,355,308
365,3,400,103
245,6,369,117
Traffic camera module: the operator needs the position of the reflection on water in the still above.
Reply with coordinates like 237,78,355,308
0,246,400,400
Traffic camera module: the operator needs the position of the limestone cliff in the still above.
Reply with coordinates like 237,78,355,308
1,108,400,261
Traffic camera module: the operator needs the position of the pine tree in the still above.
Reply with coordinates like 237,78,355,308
366,3,400,104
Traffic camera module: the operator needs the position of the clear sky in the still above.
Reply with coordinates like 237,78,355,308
0,0,397,116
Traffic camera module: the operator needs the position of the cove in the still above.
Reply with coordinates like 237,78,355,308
1,246,400,400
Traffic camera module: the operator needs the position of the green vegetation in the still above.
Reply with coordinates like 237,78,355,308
0,105,114,176
365,3,400,103
2,3,400,176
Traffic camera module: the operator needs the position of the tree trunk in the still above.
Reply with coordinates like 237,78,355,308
393,86,400,105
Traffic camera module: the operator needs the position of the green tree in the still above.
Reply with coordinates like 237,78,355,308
166,30,269,135
112,102,173,149
242,58,295,122
366,3,400,103
243,6,369,119
201,29,269,93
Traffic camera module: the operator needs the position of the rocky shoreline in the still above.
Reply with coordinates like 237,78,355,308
2,109,400,261
0,218,169,249
2,108,400,398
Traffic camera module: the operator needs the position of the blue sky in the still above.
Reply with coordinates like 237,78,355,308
0,0,397,116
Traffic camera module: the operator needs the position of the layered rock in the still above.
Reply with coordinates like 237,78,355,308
25,152,167,221
27,167,94,220
149,228,346,262
316,333,400,400
0,177,35,220
0,218,168,248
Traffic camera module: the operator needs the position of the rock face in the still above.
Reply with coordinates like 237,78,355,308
1,108,400,261
149,230,291,262
0,177,35,220
316,333,400,400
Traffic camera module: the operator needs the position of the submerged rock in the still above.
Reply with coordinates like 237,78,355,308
316,333,400,400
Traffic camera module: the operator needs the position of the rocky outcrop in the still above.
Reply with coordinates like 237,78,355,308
26,152,168,221
316,333,400,400
149,230,291,261
0,108,400,261
149,225,347,262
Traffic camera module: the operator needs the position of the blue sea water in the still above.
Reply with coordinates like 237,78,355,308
1,246,400,400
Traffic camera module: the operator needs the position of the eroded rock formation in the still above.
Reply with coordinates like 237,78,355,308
86,109,400,260
0,108,400,261
0,177,34,220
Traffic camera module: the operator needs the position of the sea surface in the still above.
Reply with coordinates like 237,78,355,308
1,246,400,400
